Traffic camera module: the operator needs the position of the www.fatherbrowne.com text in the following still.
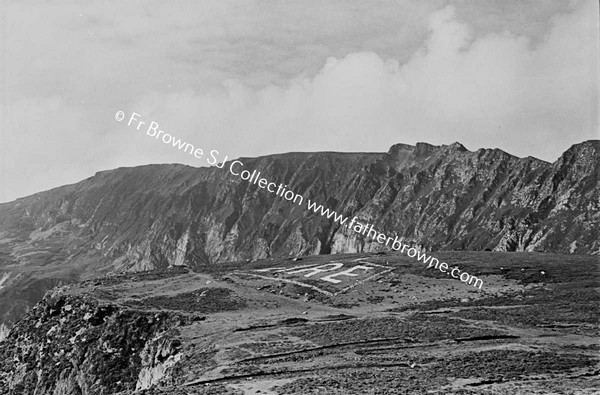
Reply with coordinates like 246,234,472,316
116,110,483,289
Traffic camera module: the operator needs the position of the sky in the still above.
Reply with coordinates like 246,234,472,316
0,0,598,203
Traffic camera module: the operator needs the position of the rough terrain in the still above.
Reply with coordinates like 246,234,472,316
1,251,598,394
1,140,598,332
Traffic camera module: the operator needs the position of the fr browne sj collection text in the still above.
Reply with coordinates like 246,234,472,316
115,110,483,289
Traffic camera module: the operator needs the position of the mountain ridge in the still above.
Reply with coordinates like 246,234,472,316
0,139,598,330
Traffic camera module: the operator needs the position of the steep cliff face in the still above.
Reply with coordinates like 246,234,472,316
334,140,599,255
0,141,598,328
0,284,191,394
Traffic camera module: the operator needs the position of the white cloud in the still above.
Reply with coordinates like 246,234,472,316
123,0,598,163
0,0,597,202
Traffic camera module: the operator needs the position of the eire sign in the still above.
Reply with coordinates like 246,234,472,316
236,259,394,296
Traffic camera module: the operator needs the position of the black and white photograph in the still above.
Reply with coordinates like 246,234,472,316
0,1,598,394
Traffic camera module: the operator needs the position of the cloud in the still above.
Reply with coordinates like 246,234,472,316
0,0,597,202
124,0,598,163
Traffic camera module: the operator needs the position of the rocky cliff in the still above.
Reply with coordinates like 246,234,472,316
0,140,598,329
0,269,195,394
1,253,598,394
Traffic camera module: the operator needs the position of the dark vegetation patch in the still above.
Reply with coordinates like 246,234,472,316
391,281,598,311
330,301,360,309
279,317,309,325
367,295,385,304
390,282,599,333
291,314,506,346
127,383,241,394
125,288,246,314
430,349,596,380
399,251,598,285
0,294,190,395
83,266,190,287
274,368,448,395
236,339,305,356
453,304,599,333
272,349,596,395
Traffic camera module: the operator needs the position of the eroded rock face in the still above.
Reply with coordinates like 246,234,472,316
0,324,9,342
0,288,189,395
0,141,598,328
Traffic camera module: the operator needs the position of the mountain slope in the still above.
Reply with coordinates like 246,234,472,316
0,140,598,330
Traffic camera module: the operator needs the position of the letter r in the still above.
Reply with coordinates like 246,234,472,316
128,112,140,126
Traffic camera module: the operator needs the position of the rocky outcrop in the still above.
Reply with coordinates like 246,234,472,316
0,324,9,342
1,251,597,395
0,286,190,395
0,140,598,329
